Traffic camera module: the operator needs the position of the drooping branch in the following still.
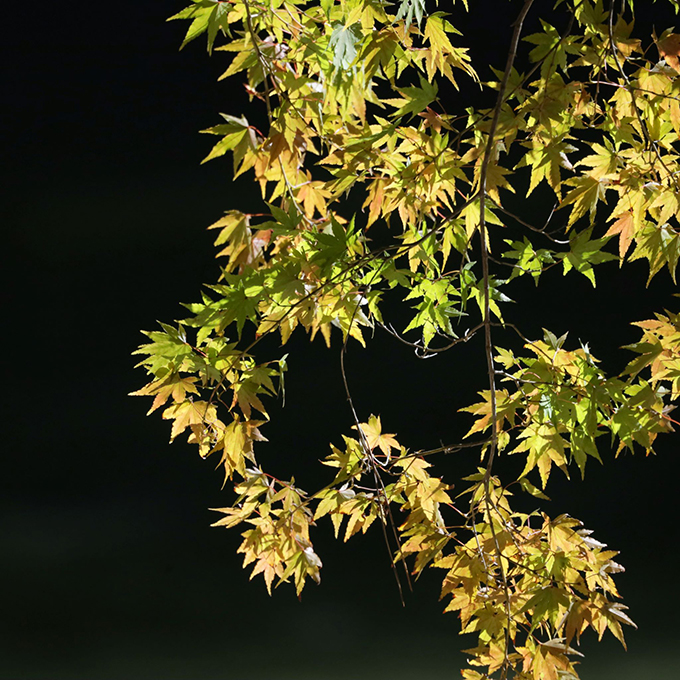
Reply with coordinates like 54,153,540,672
476,0,536,674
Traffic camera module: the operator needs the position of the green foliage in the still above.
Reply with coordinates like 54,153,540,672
134,0,680,677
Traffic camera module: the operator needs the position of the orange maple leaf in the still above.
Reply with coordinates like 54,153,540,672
605,211,635,260
657,33,680,72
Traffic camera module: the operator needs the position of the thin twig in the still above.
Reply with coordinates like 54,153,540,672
380,321,484,357
338,274,413,603
477,1,535,676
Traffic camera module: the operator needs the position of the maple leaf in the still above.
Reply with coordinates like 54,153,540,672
524,587,570,631
563,600,591,646
328,21,363,71
230,365,276,419
416,476,452,523
559,227,616,286
629,222,680,283
530,644,573,680
395,0,426,28
201,115,258,167
208,210,252,270
130,374,200,414
513,423,569,489
518,139,576,198
561,176,609,227
657,32,680,72
354,415,399,458
168,3,213,51
162,399,216,442
385,77,438,118
503,237,555,284
422,14,476,85
460,389,519,437
418,107,445,132
250,552,283,595
605,211,635,261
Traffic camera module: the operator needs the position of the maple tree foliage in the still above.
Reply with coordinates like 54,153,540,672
133,0,680,677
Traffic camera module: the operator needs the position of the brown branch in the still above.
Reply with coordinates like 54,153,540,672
476,0,536,676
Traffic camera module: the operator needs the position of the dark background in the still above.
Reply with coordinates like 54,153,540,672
3,1,679,678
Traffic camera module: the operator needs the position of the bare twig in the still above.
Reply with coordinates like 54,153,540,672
380,321,484,357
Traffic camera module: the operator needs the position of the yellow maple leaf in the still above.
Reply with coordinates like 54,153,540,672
162,400,216,441
354,414,399,458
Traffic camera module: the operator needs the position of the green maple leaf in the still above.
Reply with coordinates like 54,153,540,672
169,1,229,53
395,0,426,27
559,228,616,286
329,21,363,71
503,237,555,284
387,77,438,117
524,587,570,631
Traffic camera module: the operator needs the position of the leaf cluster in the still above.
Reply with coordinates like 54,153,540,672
134,0,680,677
